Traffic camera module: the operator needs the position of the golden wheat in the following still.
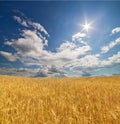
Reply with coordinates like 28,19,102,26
0,75,120,124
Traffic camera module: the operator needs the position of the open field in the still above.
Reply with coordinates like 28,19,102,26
0,75,120,124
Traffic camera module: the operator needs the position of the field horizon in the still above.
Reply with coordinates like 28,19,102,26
1,74,120,78
0,75,120,123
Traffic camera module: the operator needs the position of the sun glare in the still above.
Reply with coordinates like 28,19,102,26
83,23,91,32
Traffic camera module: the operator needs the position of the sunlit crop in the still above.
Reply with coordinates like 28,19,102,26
0,75,120,124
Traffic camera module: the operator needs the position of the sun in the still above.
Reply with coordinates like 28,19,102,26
83,23,91,32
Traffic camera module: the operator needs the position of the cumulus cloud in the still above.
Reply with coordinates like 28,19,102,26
0,13,91,76
35,65,67,77
72,32,86,41
67,54,100,70
57,41,76,52
4,30,51,67
1,12,120,77
69,51,120,74
28,21,49,36
3,28,91,69
35,70,48,77
108,51,120,64
5,30,48,56
78,71,91,77
0,51,16,62
112,27,120,34
48,65,67,76
0,67,38,77
55,41,91,61
13,15,49,36
101,37,120,53
13,16,28,27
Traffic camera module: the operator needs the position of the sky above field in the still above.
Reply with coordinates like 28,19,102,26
0,1,120,77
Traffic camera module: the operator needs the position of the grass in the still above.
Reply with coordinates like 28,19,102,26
0,75,120,124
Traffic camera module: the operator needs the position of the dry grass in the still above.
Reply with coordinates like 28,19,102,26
0,75,120,124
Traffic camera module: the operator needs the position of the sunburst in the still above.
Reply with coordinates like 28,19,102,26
83,22,91,32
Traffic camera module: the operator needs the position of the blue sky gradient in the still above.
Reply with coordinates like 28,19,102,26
0,1,120,77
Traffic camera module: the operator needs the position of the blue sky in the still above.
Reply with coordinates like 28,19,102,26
0,1,120,77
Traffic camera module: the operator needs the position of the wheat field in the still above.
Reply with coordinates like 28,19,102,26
0,75,120,124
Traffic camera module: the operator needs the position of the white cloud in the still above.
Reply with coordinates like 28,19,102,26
67,54,100,70
71,51,120,73
99,51,120,67
13,16,28,27
72,32,86,41
0,52,120,77
112,27,120,34
1,12,120,77
0,51,16,62
28,21,49,36
13,15,49,36
4,29,52,67
57,41,76,52
35,65,67,77
101,37,120,53
9,13,92,69
56,40,91,57
5,30,47,56
3,29,91,68
50,41,91,67
35,71,48,77
108,51,120,64
0,67,38,77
